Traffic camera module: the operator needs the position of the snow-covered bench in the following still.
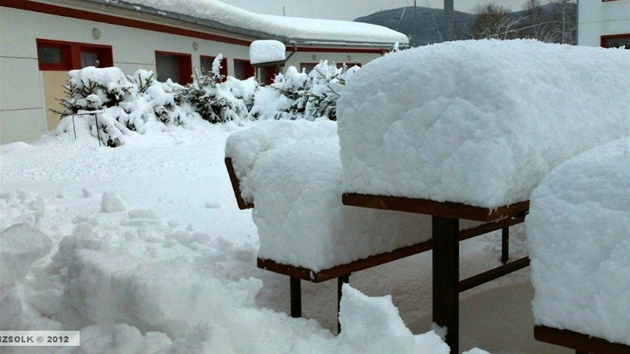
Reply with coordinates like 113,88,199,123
527,138,630,354
225,120,521,332
335,40,629,351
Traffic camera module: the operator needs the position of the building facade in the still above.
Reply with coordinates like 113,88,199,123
0,0,407,145
578,0,630,48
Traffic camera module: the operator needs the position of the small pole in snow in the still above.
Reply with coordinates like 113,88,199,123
444,0,454,41
414,0,417,47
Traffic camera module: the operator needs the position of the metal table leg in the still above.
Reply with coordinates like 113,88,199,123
432,216,460,352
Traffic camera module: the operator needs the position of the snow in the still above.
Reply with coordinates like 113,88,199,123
0,120,511,353
123,0,408,45
7,38,628,353
225,120,478,271
337,39,630,208
249,40,286,65
527,137,630,346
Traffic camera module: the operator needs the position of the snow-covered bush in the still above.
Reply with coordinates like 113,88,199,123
298,61,359,121
182,55,257,124
53,58,360,146
55,67,199,147
260,61,359,121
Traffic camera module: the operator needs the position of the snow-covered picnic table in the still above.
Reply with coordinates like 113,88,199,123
226,39,629,351
528,137,630,353
337,39,629,351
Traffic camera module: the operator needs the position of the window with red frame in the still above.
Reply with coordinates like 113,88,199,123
601,34,630,49
36,39,113,71
233,59,255,80
155,51,192,85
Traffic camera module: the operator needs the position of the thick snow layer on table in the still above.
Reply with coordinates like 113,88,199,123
337,40,630,208
249,40,286,65
225,119,338,204
527,137,630,345
125,0,408,45
225,120,477,271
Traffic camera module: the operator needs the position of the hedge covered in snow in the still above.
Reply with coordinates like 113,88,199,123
53,57,358,147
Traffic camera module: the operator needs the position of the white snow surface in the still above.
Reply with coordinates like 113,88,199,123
1,120,512,354
225,120,478,271
337,39,630,208
527,137,630,346
123,0,408,45
249,40,286,65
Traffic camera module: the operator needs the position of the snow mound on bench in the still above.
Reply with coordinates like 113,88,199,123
527,137,630,346
226,120,482,271
338,39,630,208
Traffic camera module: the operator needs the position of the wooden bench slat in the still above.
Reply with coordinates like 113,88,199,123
534,325,630,354
342,192,529,222
225,157,254,210
257,215,526,283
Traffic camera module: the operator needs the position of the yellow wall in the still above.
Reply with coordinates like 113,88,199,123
42,71,70,131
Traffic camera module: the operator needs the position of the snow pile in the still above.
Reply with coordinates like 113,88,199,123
125,0,408,45
225,120,477,271
335,285,451,353
338,40,630,208
0,189,458,353
0,224,52,290
249,40,286,64
527,137,630,346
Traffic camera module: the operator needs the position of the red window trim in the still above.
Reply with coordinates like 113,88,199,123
601,33,630,48
36,38,113,71
36,40,72,70
233,59,255,79
155,51,193,85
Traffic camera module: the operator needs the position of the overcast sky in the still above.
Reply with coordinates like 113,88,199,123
218,0,535,21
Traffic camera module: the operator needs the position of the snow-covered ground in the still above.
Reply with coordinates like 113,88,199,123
1,119,570,353
6,39,627,353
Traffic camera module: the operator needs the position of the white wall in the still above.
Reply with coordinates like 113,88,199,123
578,0,630,46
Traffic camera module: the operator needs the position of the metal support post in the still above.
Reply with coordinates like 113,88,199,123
432,216,460,352
337,274,350,333
501,227,509,264
290,277,301,318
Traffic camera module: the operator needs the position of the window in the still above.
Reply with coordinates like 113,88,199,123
258,66,277,85
155,51,192,84
36,39,113,71
200,55,228,77
601,34,630,49
36,41,71,70
233,59,255,80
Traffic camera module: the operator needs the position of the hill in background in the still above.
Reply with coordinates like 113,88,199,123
355,3,577,47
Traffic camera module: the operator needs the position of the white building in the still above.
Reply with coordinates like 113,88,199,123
578,0,630,48
0,0,407,145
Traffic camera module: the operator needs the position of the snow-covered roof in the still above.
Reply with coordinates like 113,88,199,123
87,0,408,47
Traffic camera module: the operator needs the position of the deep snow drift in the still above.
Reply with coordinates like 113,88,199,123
4,39,627,354
0,123,461,353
